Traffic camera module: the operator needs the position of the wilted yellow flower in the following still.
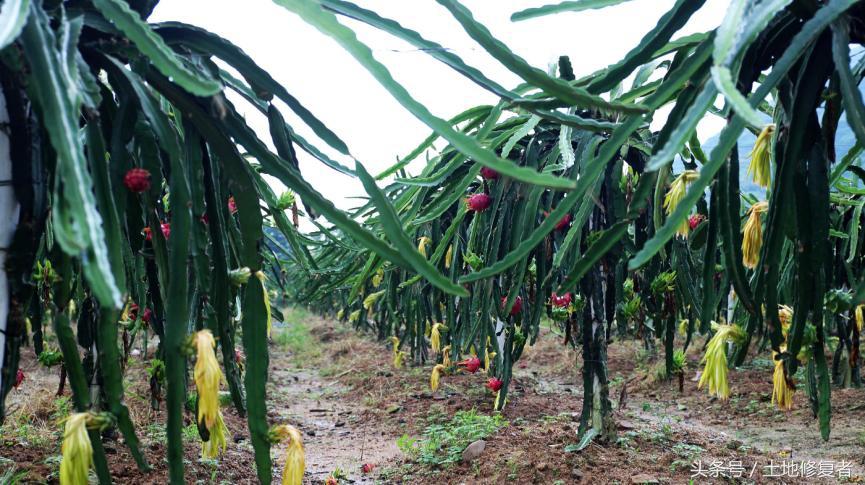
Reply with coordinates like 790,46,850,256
193,330,222,430
664,170,700,237
855,304,864,332
483,337,495,373
60,413,93,485
393,350,407,369
430,364,446,391
417,236,432,258
442,345,452,368
698,323,746,400
255,271,272,338
348,310,360,323
371,267,384,288
742,201,768,269
678,319,689,337
772,351,794,411
445,244,453,269
390,336,406,368
272,425,305,485
494,390,506,410
484,351,496,373
120,299,133,323
748,124,775,188
363,290,385,311
201,410,228,459
778,305,794,337
430,323,447,353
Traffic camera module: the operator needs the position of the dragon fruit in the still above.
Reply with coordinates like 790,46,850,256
466,193,492,212
480,167,499,180
458,356,481,373
688,214,704,230
486,377,503,392
501,295,522,316
555,213,572,231
123,168,151,193
551,292,572,308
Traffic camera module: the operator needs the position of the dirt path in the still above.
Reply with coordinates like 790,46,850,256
267,364,400,483
267,309,406,483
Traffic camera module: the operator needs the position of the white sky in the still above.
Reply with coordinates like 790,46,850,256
151,0,728,218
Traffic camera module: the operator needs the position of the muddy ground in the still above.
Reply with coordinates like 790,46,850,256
2,307,864,484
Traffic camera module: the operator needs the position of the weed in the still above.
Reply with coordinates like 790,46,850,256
540,412,571,424
672,442,704,460
617,431,638,449
328,466,348,481
400,409,507,467
1,423,52,448
145,423,168,445
51,396,72,421
396,434,419,458
0,458,27,485
183,423,199,441
507,457,519,480
670,443,706,472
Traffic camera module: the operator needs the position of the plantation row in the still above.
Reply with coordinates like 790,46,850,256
0,0,864,484
285,0,865,447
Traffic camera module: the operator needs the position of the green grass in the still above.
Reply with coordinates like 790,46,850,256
0,422,53,448
182,423,199,441
274,306,321,362
397,409,508,467
51,396,72,421
0,458,28,485
145,423,167,446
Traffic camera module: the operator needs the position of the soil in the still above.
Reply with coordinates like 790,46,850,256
2,311,864,484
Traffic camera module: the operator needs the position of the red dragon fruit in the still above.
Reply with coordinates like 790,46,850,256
688,214,704,230
143,223,170,241
480,167,499,180
458,356,481,373
228,196,238,214
551,292,572,308
466,193,492,212
123,168,151,193
501,295,522,316
486,377,503,392
555,213,572,231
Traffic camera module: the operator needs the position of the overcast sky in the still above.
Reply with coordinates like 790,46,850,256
151,0,728,217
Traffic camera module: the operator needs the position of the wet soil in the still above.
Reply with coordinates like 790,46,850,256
2,312,863,484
